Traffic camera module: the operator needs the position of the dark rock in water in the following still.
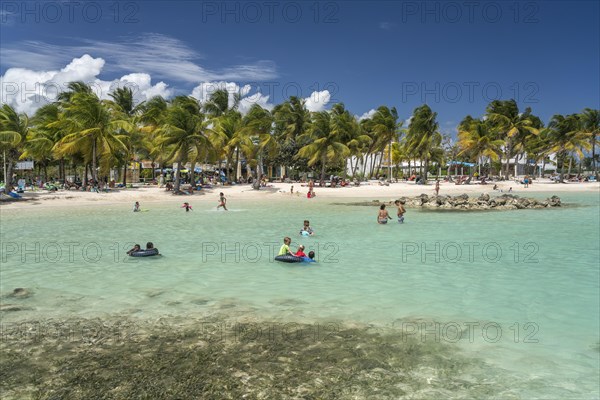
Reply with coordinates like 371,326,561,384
0,303,33,312
191,298,211,305
338,194,562,211
10,288,32,298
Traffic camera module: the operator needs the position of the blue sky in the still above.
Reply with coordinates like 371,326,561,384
1,0,599,135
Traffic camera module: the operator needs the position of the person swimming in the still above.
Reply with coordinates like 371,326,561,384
182,202,193,212
217,192,228,210
127,244,141,255
300,220,314,236
133,201,140,212
394,200,406,223
378,204,392,224
278,237,293,256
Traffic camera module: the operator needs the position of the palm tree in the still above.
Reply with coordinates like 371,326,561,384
523,127,552,177
370,106,403,180
108,87,144,186
457,117,504,175
0,104,29,188
485,100,539,179
404,104,442,182
547,114,590,182
240,104,276,189
297,108,350,184
53,89,131,182
22,104,63,181
210,110,243,181
272,96,311,178
156,96,210,192
579,108,600,179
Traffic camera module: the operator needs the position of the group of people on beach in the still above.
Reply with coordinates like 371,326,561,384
377,200,406,224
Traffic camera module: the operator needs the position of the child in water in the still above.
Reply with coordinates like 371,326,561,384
300,220,314,236
394,200,406,223
278,237,293,256
182,202,193,212
217,192,228,210
295,245,307,257
133,201,140,212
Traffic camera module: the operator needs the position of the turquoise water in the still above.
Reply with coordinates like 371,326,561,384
1,192,599,398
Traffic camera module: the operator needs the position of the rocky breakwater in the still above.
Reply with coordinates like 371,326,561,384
346,194,562,210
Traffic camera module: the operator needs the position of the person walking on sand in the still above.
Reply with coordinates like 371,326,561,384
394,200,406,223
435,180,440,196
217,192,228,210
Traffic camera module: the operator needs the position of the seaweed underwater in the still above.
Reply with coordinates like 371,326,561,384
0,315,505,400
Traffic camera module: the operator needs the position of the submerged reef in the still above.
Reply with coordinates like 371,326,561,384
0,315,501,399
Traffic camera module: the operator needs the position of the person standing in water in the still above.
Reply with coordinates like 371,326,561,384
133,201,140,212
435,180,440,196
377,204,392,224
217,192,228,210
300,220,314,236
182,202,193,212
394,200,406,223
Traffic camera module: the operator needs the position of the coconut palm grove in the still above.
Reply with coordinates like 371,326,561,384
1,85,598,189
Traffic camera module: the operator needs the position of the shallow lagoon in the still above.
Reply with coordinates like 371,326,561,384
1,192,598,398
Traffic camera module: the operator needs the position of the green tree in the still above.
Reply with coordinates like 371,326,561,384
405,104,442,182
0,104,28,187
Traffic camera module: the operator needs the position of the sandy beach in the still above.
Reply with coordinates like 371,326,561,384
1,179,597,211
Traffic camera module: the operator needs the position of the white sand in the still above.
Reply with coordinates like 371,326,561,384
1,179,597,212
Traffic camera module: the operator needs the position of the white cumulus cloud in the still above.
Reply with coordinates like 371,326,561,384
0,55,174,115
304,90,331,112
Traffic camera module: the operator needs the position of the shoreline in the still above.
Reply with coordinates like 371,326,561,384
1,180,598,212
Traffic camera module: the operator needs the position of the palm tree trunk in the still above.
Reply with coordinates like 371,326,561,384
567,156,572,176
592,136,598,179
6,155,14,190
122,163,127,186
352,156,360,177
190,157,197,187
235,147,241,181
91,138,98,182
174,160,182,192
